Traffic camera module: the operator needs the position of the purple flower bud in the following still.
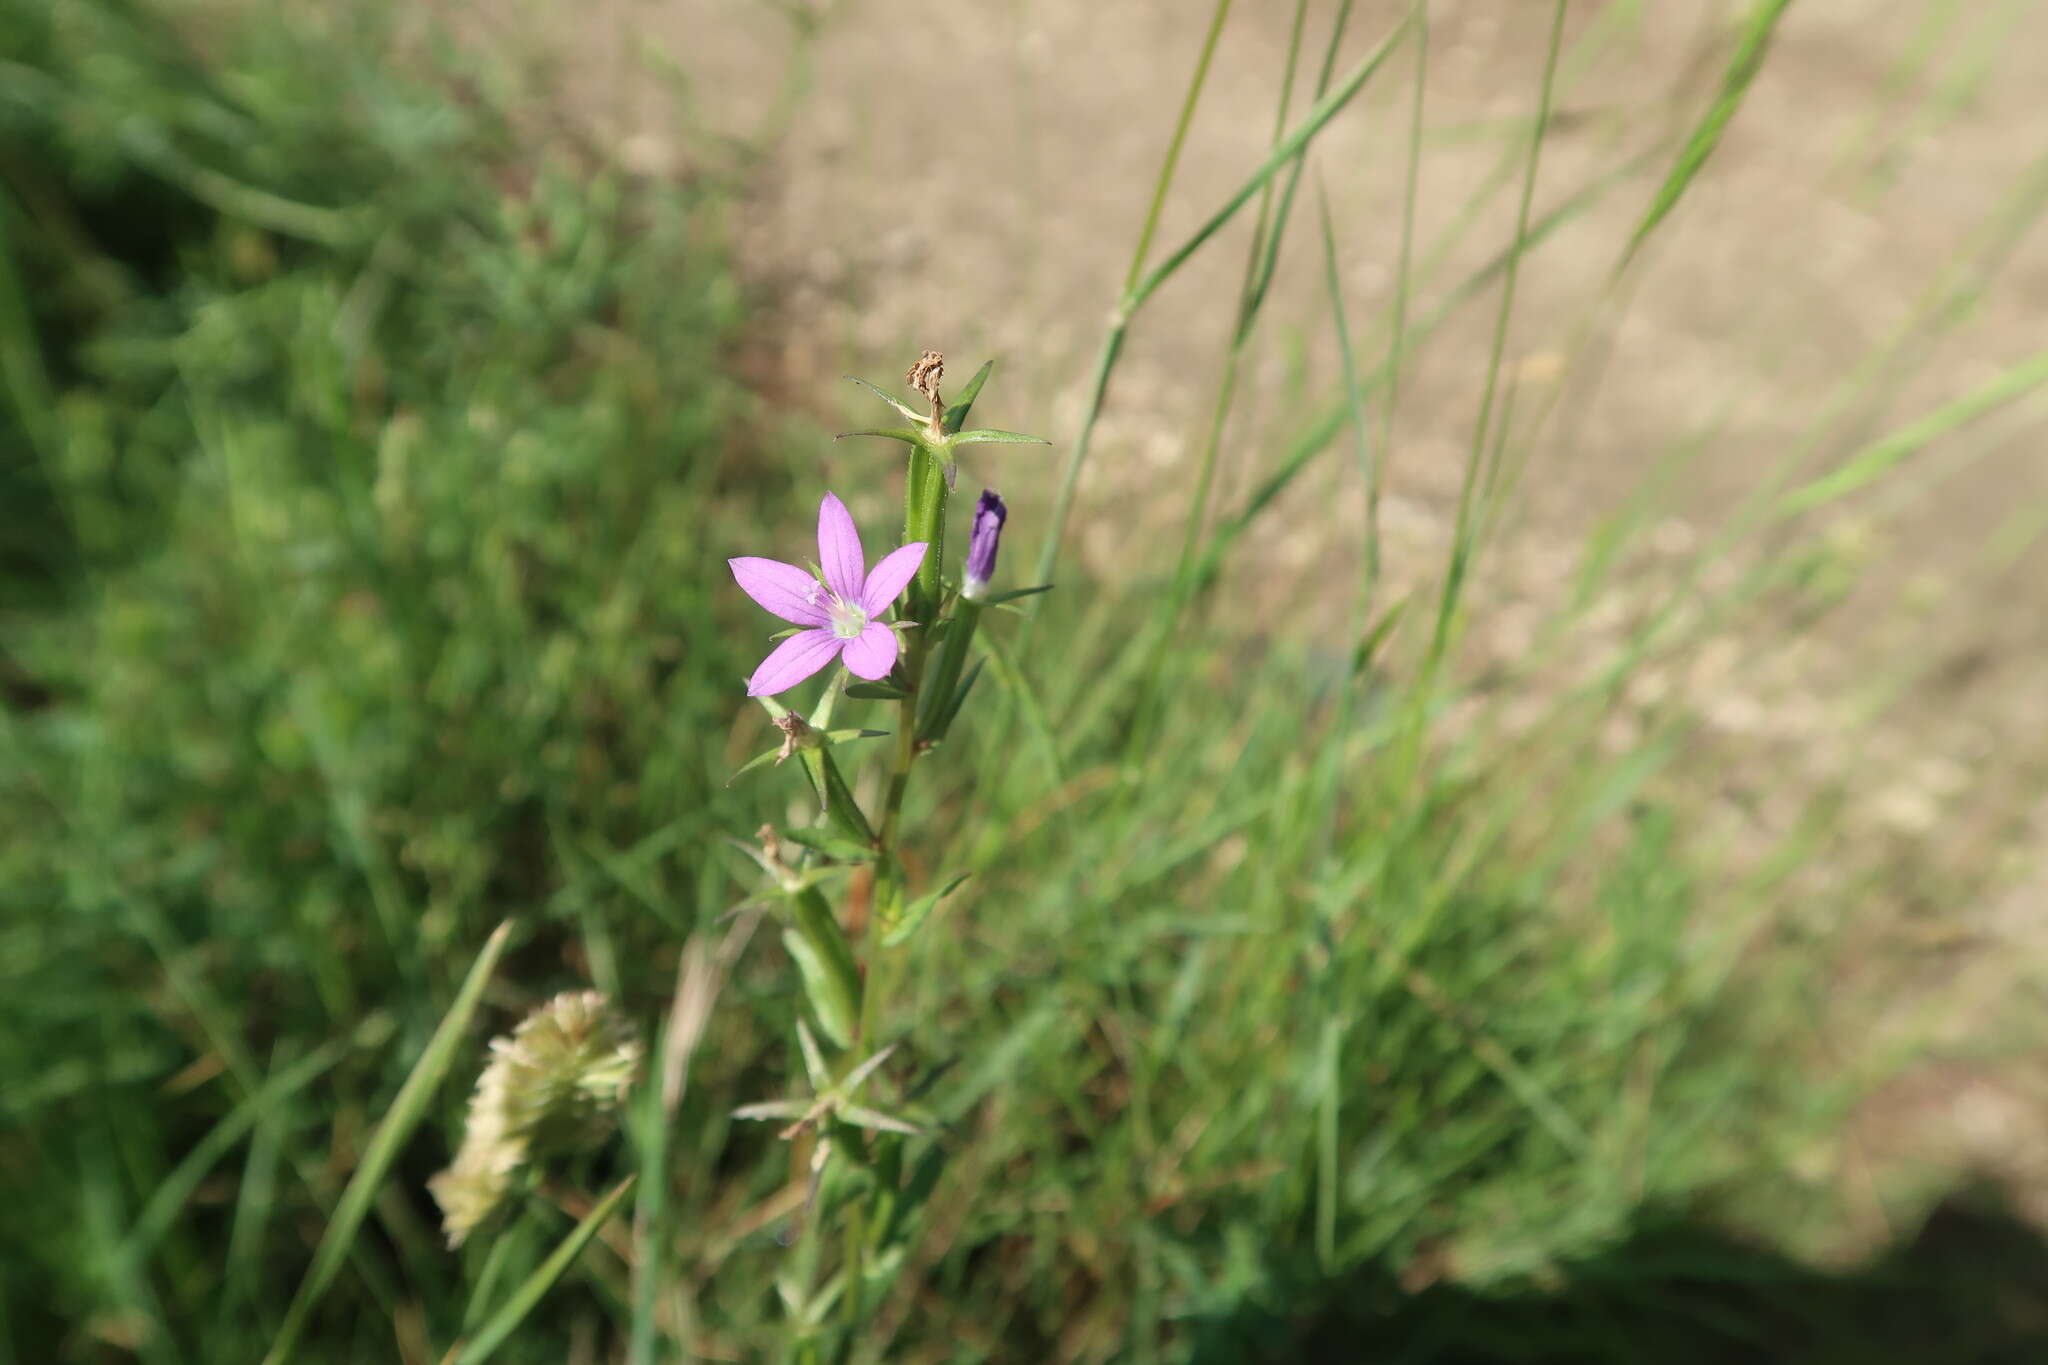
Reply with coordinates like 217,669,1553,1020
961,489,1006,600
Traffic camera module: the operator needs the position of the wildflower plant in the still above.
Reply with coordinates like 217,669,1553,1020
725,351,1047,1352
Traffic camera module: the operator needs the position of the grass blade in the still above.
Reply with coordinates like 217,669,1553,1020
1776,345,2048,517
451,1177,636,1365
263,921,515,1365
1619,0,1793,268
118,1038,351,1275
1129,17,1411,313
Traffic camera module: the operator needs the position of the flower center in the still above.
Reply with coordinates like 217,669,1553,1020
827,595,868,640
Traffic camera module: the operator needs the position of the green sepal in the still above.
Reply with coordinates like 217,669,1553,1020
881,872,969,946
942,359,994,433
948,428,1049,446
844,680,908,701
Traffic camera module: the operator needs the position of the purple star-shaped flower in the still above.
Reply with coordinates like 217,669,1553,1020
730,493,927,697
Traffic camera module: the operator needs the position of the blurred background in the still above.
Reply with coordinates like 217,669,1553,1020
6,0,2048,1359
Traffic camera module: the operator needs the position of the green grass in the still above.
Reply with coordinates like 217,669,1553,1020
3,2,2046,1362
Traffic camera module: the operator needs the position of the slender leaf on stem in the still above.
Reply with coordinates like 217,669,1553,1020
835,427,924,446
980,584,1054,606
881,873,971,947
263,922,515,1365
846,376,925,425
787,888,862,1049
943,359,995,433
949,428,1050,447
451,1177,636,1365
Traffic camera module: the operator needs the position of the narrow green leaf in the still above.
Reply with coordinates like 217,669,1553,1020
727,747,787,785
835,427,925,446
948,428,1050,446
838,1106,921,1137
979,584,1054,606
942,359,995,433
881,873,970,947
734,1100,813,1123
451,1177,636,1365
778,826,874,864
921,658,984,747
786,889,861,1049
784,931,857,1049
1620,0,1793,267
816,749,876,846
843,681,908,701
264,922,515,1365
846,376,926,424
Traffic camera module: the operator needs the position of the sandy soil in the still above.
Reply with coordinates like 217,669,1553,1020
469,0,2048,1243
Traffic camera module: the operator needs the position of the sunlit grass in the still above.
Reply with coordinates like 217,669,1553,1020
4,1,2046,1361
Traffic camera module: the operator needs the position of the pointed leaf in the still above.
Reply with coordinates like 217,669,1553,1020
816,749,875,846
733,1100,812,1123
843,680,908,701
777,826,874,864
786,887,861,1048
949,428,1049,446
882,873,971,947
839,1105,923,1137
840,1042,900,1096
846,376,926,425
980,584,1054,606
726,746,787,785
835,426,925,447
942,359,995,433
796,1018,831,1089
920,660,984,747
823,728,891,744
783,930,857,1049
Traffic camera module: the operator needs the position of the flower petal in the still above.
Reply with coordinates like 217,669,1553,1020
841,621,899,681
730,557,830,626
746,629,843,697
859,542,928,616
817,493,865,603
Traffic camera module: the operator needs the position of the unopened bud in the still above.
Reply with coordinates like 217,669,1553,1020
961,489,1007,601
